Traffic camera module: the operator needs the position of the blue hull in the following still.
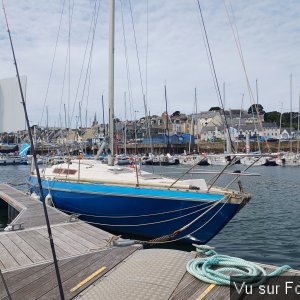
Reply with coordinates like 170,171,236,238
28,176,243,244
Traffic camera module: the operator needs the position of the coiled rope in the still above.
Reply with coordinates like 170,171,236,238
187,245,291,287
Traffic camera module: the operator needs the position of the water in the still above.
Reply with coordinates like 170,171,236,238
0,164,299,270
142,164,300,270
210,166,300,270
0,165,30,227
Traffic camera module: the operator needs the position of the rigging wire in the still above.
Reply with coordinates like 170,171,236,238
55,201,211,219
138,195,231,245
128,0,145,97
223,0,270,151
85,53,94,123
70,0,101,127
81,33,96,128
1,2,65,298
69,4,75,92
67,0,75,129
66,195,229,245
56,203,216,227
58,53,68,129
120,0,134,121
58,47,69,155
39,0,66,126
86,3,100,111
194,8,219,112
195,0,235,153
57,0,75,155
68,0,71,129
145,0,149,109
207,155,240,189
128,0,148,123
144,0,151,152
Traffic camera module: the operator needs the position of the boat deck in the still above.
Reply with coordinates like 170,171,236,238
0,183,299,300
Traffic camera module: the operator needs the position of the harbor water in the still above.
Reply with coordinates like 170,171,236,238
0,164,299,270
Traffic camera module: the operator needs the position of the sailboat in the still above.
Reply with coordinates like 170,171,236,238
277,74,300,166
28,0,251,244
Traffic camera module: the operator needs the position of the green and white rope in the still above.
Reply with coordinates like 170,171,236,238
187,244,291,287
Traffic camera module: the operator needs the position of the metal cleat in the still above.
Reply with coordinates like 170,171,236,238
192,244,215,250
69,214,80,222
4,223,24,231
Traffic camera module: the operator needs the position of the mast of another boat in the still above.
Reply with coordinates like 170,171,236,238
124,92,127,156
255,79,261,153
2,2,65,298
101,94,105,137
164,84,170,154
290,73,293,154
223,82,232,155
297,93,300,154
237,93,244,151
108,0,115,166
277,102,283,153
189,88,197,154
194,88,199,153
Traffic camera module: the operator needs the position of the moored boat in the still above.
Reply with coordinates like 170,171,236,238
28,0,251,245
0,154,27,165
28,159,250,243
0,143,18,153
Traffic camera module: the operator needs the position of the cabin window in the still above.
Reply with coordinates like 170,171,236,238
53,168,77,175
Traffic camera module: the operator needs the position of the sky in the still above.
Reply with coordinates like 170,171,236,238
0,0,300,128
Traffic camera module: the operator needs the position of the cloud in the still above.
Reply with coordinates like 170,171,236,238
1,0,300,128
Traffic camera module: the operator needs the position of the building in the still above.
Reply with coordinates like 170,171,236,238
0,76,26,132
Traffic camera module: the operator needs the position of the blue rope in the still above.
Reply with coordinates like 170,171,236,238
187,245,291,287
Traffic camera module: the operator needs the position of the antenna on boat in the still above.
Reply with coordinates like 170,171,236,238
108,0,115,166
1,2,65,299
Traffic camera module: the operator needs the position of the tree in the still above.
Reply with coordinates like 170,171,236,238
171,111,180,117
281,112,299,129
209,107,221,112
247,104,265,115
264,111,281,124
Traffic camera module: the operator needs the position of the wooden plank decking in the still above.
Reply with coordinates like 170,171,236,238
0,184,70,228
0,184,142,299
0,183,299,300
0,247,139,300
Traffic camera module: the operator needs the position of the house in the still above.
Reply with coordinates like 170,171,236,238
259,122,280,139
194,111,223,131
280,128,297,140
200,126,224,141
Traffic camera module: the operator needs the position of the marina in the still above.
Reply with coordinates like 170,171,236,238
0,183,299,300
0,0,300,299
1,163,300,271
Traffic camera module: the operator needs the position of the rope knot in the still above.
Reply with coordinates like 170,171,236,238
193,244,216,256
208,256,219,265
